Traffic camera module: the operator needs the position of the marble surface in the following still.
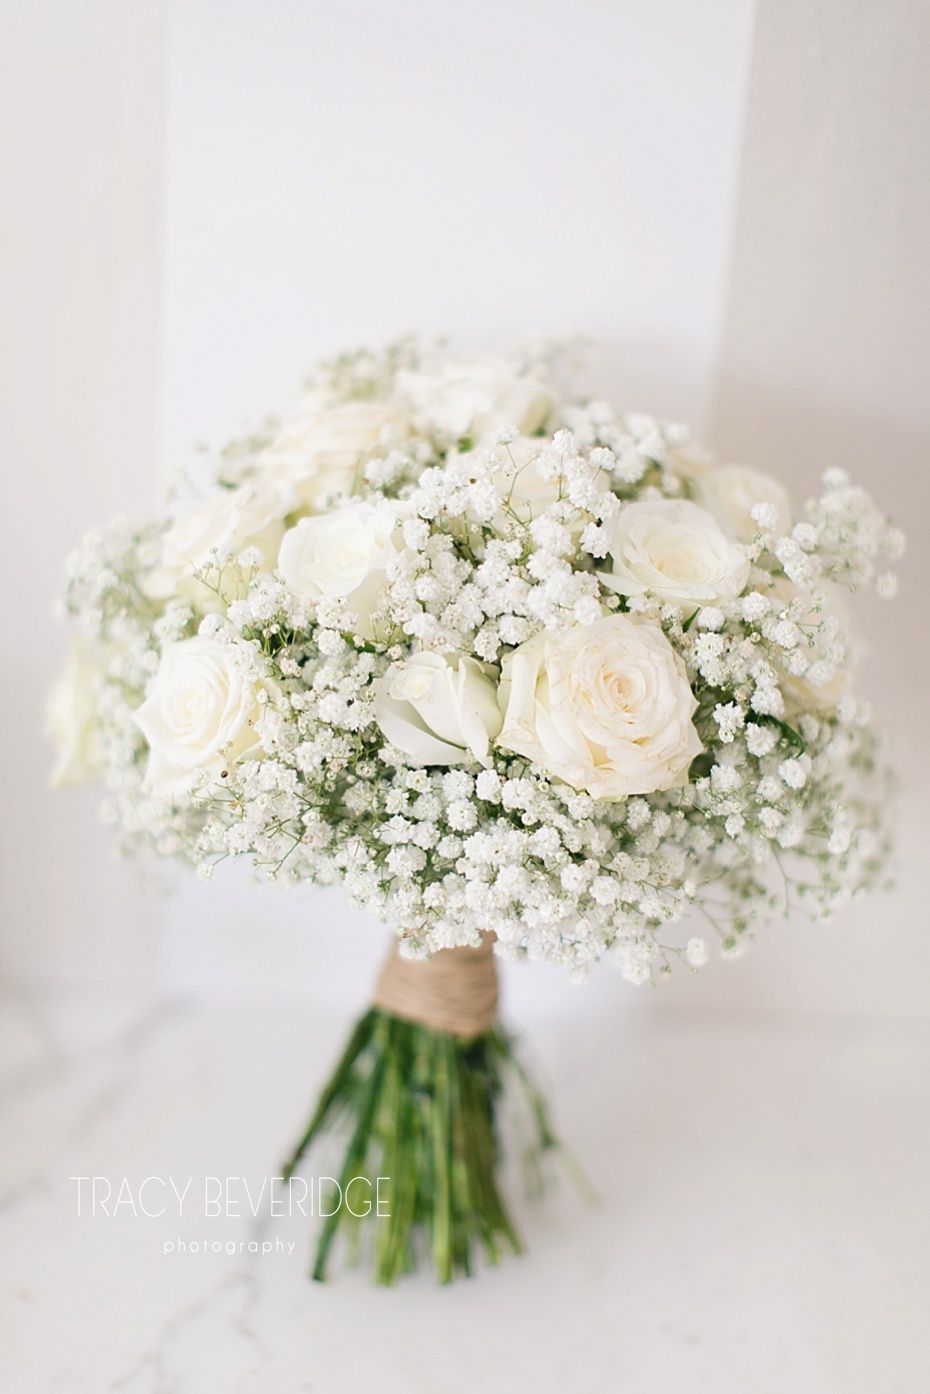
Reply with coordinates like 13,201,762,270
1,986,927,1394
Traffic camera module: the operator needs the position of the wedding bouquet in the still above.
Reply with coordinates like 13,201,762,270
51,340,901,1282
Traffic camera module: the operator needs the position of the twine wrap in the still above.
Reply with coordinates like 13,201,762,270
372,933,499,1037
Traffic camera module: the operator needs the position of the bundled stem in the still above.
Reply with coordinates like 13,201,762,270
283,1006,560,1283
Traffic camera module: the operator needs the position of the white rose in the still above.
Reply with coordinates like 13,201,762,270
258,400,409,511
146,483,285,603
374,652,502,765
133,638,266,798
603,499,750,606
277,500,400,636
497,614,702,799
695,464,791,543
46,641,104,787
397,355,551,442
667,443,717,479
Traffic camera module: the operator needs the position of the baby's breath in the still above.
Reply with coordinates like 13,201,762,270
56,340,901,982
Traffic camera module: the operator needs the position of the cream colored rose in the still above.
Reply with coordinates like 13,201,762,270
497,615,702,798
667,443,717,478
133,638,266,798
374,652,502,765
768,577,852,714
46,641,104,787
604,499,750,606
277,500,400,636
258,400,409,512
781,652,850,714
397,356,551,442
695,464,791,543
145,483,285,604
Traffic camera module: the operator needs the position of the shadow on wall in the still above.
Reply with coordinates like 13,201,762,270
711,372,928,499
709,373,925,736
552,337,721,436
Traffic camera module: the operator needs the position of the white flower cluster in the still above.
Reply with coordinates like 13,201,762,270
53,341,902,981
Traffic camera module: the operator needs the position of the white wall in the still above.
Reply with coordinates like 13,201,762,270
0,0,165,986
699,0,930,1018
160,0,755,454
4,0,927,1024
158,0,757,1011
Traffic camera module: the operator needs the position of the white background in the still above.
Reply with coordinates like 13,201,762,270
2,5,929,1391
3,0,926,1020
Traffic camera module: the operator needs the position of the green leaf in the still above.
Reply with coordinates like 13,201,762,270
688,751,714,780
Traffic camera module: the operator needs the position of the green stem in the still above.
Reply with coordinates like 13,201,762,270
284,1008,568,1285
281,1009,377,1181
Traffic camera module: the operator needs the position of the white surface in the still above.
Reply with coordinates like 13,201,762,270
1,986,927,1393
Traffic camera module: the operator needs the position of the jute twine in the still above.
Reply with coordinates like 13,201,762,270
372,933,499,1037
